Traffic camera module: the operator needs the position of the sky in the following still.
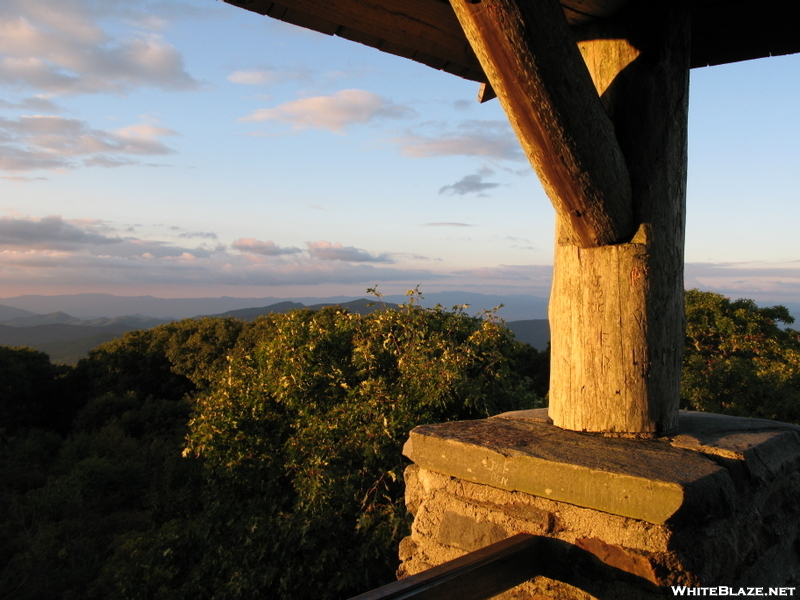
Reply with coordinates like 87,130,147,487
0,0,798,304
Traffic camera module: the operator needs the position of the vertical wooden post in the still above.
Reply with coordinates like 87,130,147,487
450,0,691,434
549,3,691,434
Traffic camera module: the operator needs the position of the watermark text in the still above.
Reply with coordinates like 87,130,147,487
672,587,796,597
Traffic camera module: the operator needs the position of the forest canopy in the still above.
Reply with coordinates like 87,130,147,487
1,289,798,599
1,293,543,600
681,289,800,423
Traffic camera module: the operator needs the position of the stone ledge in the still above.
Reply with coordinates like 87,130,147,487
402,410,800,524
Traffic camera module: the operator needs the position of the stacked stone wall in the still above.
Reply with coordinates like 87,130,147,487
399,411,800,599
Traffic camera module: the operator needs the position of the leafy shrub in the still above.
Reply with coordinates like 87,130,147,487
0,346,70,437
99,295,542,600
682,289,800,423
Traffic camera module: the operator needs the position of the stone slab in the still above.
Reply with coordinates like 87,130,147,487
403,417,735,524
403,409,800,524
671,411,800,480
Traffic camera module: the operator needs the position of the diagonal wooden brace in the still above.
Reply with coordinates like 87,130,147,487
449,0,634,248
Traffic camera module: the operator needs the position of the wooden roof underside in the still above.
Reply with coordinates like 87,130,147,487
226,0,800,83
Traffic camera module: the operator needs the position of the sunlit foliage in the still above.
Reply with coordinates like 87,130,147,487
682,289,800,423
1,294,543,600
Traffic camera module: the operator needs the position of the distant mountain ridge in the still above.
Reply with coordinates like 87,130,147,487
1,311,169,329
0,304,37,322
0,294,550,364
0,291,550,321
505,320,550,351
4,290,795,363
211,298,401,321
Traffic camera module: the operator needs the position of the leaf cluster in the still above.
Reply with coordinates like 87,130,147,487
1,294,543,600
174,298,541,599
682,289,800,422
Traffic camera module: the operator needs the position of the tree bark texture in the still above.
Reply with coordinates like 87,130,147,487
549,2,691,433
448,0,634,248
450,0,690,433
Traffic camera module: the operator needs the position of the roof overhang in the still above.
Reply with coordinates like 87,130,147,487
225,0,800,83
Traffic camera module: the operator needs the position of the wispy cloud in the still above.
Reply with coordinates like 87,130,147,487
0,215,219,258
685,261,800,301
0,215,441,291
232,237,301,256
306,241,391,263
0,1,200,96
227,68,309,86
454,264,554,282
178,231,218,240
439,172,500,196
0,215,122,249
0,96,60,112
239,89,415,134
0,115,177,172
424,222,473,227
395,120,524,161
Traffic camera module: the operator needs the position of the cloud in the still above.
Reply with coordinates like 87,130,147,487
454,264,554,282
227,68,309,86
0,216,437,290
306,241,391,263
0,215,229,259
0,1,200,96
1,174,48,182
0,215,124,249
82,155,138,168
423,222,473,227
684,261,800,301
232,237,301,256
395,120,524,161
179,231,218,240
0,96,60,112
0,249,440,290
239,89,415,133
0,115,176,172
439,173,500,196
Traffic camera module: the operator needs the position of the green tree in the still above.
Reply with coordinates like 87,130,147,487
0,346,71,438
682,289,800,423
98,298,541,600
0,319,239,600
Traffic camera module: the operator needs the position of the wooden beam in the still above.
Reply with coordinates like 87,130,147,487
691,0,800,67
227,1,800,86
348,533,541,600
228,0,484,81
449,0,634,248
476,82,496,103
549,1,691,434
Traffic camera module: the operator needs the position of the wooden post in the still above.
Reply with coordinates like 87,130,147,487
450,0,690,434
549,3,690,434
448,0,634,249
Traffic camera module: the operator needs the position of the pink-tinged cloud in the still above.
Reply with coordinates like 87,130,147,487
306,241,391,263
453,264,554,282
0,249,439,290
684,262,800,302
239,89,414,133
232,238,301,256
0,215,224,259
0,115,176,171
395,120,524,161
227,68,309,86
0,215,122,248
0,3,200,95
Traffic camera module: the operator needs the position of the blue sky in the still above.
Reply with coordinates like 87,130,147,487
0,0,798,303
